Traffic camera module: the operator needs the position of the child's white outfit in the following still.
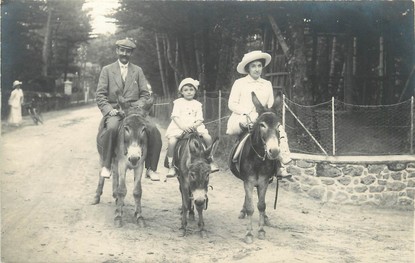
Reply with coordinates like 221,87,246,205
165,98,209,138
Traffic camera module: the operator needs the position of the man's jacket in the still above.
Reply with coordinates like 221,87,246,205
96,61,151,116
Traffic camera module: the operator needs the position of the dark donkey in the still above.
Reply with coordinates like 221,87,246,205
174,131,218,237
229,92,282,244
93,98,148,228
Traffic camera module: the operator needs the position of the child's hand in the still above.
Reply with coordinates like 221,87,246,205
182,125,195,133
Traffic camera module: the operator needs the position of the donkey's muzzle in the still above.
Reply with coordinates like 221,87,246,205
192,189,208,209
127,145,142,166
128,156,140,166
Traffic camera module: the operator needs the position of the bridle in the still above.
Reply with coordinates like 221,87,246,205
245,114,280,161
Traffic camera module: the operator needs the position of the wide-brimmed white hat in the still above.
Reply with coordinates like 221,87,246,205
236,50,272,74
178,78,199,91
13,80,22,87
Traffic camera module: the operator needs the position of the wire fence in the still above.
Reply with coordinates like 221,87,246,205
152,92,414,156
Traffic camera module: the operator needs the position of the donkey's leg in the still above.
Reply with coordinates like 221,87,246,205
179,186,190,237
188,198,195,221
112,162,119,199
257,177,269,240
196,205,207,238
238,202,247,219
133,161,145,227
91,172,105,205
243,180,255,244
114,162,127,228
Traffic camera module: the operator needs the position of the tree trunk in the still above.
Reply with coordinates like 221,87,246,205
268,15,291,59
155,33,168,97
165,36,181,81
174,38,179,87
289,18,312,105
42,5,53,77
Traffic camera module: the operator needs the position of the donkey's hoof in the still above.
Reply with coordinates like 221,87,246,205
238,211,246,219
179,228,186,237
258,230,266,240
264,215,271,226
114,217,123,228
91,196,100,205
136,217,145,228
244,234,254,244
188,213,195,221
200,230,208,239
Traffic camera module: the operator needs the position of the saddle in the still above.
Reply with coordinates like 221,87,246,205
228,132,250,178
164,131,203,170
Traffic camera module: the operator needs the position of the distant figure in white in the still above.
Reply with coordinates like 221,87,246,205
8,80,24,126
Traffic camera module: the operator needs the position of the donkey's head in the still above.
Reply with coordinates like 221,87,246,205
251,92,281,160
185,136,219,209
119,115,147,168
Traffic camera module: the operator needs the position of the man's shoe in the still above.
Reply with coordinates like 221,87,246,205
146,169,160,181
210,162,219,173
100,167,111,178
166,166,176,178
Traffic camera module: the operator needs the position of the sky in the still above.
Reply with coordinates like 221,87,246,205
83,0,119,35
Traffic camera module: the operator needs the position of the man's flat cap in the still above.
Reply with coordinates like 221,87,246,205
115,38,136,49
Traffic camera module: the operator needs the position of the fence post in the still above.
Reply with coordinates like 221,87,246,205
332,97,336,156
218,90,222,138
203,90,206,119
411,96,414,154
282,94,286,127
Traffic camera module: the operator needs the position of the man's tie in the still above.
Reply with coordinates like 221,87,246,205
121,65,128,82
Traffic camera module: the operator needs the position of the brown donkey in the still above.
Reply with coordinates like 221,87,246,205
93,101,149,228
229,92,282,244
173,131,218,238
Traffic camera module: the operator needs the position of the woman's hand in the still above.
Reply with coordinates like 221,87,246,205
108,109,119,116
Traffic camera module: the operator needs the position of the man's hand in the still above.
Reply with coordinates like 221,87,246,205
108,109,119,116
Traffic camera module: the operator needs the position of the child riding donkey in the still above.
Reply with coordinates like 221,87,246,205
165,78,219,179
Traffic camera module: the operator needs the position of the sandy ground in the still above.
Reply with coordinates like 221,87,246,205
1,105,414,263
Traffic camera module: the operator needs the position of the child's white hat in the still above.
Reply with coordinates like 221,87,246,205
236,50,272,74
178,78,199,91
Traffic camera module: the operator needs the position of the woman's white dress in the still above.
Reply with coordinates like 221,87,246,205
8,88,24,125
226,75,274,135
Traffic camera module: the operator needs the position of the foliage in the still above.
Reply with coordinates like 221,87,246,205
1,0,92,118
113,1,268,96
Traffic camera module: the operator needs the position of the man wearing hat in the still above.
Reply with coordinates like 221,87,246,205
96,38,162,181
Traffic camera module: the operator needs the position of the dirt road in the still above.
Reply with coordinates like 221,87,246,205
1,105,414,263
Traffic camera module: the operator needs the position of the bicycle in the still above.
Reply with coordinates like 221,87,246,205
24,99,43,125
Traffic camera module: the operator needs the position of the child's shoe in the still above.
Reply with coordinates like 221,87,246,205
166,165,176,178
210,162,219,173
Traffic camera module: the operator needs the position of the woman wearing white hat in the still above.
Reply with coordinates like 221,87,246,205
165,77,219,177
226,51,291,176
8,80,24,126
226,50,274,134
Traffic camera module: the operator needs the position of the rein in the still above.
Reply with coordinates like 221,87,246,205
249,135,267,161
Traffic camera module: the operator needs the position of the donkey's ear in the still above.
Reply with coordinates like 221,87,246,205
205,137,219,160
271,94,283,112
251,92,265,114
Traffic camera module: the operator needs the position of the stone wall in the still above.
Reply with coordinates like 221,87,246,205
281,160,415,209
